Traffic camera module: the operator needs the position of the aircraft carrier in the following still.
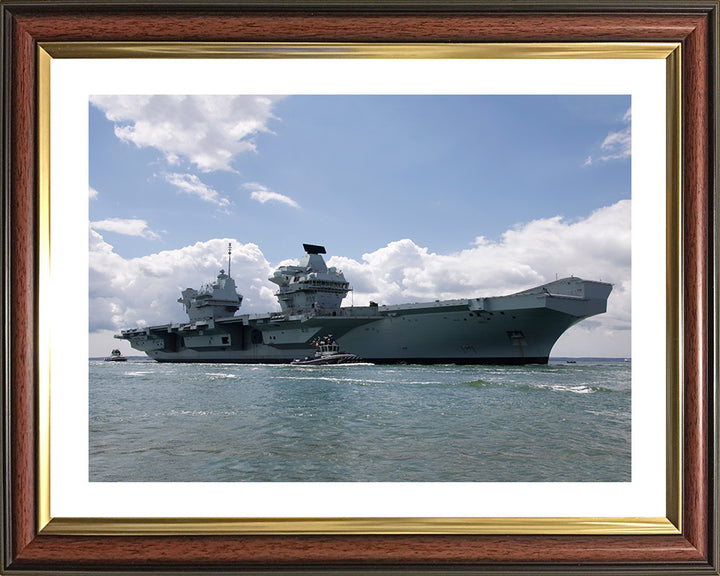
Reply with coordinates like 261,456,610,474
116,243,613,364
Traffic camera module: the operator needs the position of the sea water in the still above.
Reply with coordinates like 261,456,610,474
89,360,630,482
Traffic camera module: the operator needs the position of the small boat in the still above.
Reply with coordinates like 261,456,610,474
104,349,127,362
566,360,577,364
292,337,362,366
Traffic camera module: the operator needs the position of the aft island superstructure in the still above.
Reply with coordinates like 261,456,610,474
117,243,612,364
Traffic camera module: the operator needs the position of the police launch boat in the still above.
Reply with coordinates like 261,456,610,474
291,336,363,366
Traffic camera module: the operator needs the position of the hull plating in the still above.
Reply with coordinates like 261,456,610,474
121,277,612,365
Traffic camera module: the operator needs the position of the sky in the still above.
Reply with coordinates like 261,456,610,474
89,95,631,358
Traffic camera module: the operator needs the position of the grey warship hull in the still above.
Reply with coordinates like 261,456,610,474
118,276,612,365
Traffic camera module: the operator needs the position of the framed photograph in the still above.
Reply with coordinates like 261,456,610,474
2,1,717,574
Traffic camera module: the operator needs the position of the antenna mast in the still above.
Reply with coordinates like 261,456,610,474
227,243,232,277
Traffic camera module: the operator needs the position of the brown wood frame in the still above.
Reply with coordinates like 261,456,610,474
1,1,717,573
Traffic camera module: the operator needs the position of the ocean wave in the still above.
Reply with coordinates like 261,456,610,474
166,409,237,417
273,376,388,384
520,383,613,394
456,379,503,389
123,371,154,376
585,409,627,418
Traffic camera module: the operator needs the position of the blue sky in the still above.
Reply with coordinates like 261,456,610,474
89,95,631,357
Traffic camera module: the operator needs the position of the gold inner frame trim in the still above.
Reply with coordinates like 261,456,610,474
40,41,679,59
664,44,683,532
36,41,683,536
42,516,678,536
37,46,52,533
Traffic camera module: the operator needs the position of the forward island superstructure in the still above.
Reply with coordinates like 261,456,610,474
116,243,613,364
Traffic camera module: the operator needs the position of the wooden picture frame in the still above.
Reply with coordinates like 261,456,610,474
2,1,717,573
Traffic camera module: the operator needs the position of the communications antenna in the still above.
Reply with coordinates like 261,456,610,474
228,243,232,277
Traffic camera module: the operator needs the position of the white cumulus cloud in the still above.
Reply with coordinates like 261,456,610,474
245,182,299,209
583,106,631,166
164,172,230,207
89,234,276,335
329,200,631,355
89,186,99,199
601,128,631,161
90,218,160,239
600,106,631,162
90,95,281,172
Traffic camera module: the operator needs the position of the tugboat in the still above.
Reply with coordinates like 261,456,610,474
292,336,363,366
104,349,127,362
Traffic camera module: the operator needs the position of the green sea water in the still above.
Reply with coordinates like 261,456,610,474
89,360,630,482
